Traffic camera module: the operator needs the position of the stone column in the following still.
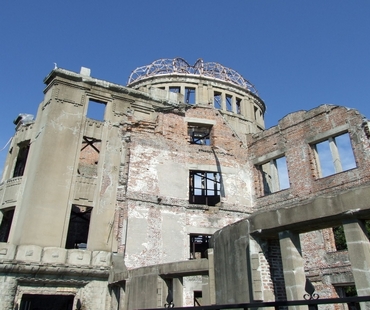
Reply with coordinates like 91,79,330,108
221,92,226,111
279,230,306,310
172,277,183,307
343,219,370,310
204,248,216,305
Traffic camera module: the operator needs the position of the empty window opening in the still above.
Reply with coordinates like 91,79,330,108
87,99,106,121
0,208,15,242
13,141,30,177
185,87,196,104
78,136,101,177
188,124,211,145
193,291,203,306
20,294,74,310
313,132,356,178
236,98,242,114
164,279,174,308
169,86,180,93
189,171,221,206
335,285,360,309
213,92,222,109
254,106,261,121
259,156,290,195
333,225,347,251
226,94,232,112
334,221,370,251
190,234,211,259
65,205,92,249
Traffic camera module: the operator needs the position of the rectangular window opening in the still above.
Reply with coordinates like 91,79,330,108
193,291,203,307
190,234,211,260
236,98,242,114
226,94,232,112
20,294,74,310
188,124,212,146
185,87,196,104
13,141,30,177
213,92,222,109
0,208,15,242
313,132,356,178
189,171,221,206
78,136,101,177
259,156,290,195
334,221,370,251
169,86,180,93
65,205,92,249
87,99,106,121
254,106,260,121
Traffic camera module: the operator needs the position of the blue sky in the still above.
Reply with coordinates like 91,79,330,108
0,1,370,173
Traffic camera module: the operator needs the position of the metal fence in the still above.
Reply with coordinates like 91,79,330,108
144,296,370,310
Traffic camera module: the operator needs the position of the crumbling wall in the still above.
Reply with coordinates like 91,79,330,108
248,105,370,212
119,106,254,268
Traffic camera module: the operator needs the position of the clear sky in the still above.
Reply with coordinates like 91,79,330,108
0,1,369,173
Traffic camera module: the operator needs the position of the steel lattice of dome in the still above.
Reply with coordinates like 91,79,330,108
127,58,258,95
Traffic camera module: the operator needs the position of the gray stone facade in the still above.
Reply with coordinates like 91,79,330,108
1,58,370,309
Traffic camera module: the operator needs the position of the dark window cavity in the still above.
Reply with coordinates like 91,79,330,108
20,294,74,310
190,234,211,259
65,205,92,249
189,171,220,206
188,124,212,145
13,141,30,177
236,98,242,114
0,208,15,242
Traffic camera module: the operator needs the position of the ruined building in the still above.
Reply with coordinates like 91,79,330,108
1,58,370,310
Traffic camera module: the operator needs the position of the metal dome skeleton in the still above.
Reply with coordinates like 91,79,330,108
127,58,258,95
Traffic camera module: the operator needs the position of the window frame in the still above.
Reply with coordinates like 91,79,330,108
255,154,290,196
188,123,212,146
309,130,356,178
189,170,221,206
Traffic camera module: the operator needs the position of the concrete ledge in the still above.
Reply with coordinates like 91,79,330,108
250,183,370,237
92,251,111,267
0,244,112,268
16,245,42,262
67,249,92,265
42,247,67,264
0,243,16,260
110,258,209,284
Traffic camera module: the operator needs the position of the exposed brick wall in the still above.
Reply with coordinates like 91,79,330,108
248,105,370,212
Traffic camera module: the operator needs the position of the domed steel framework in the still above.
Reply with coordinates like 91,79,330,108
128,58,258,95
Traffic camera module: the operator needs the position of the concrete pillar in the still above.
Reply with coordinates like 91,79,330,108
221,92,226,111
329,137,343,173
173,277,183,307
197,83,206,104
343,219,370,310
207,86,213,105
270,160,279,193
180,86,185,99
206,248,216,305
279,230,306,310
231,95,236,114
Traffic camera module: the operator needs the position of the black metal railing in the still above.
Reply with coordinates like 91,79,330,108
146,295,370,310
